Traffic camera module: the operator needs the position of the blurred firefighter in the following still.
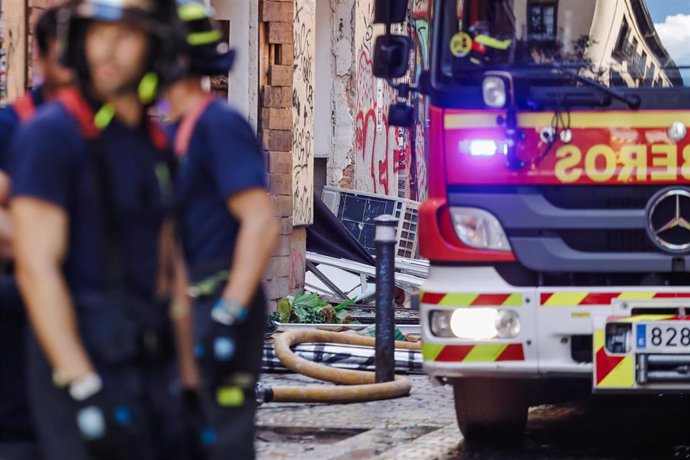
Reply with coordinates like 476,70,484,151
0,7,74,460
9,0,191,459
164,1,279,458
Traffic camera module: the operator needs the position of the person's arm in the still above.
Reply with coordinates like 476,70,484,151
203,110,279,309
161,219,200,388
0,170,9,203
222,189,279,307
0,171,12,259
12,196,94,382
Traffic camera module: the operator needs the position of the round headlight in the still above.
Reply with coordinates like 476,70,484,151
495,310,520,338
482,77,507,108
430,311,454,337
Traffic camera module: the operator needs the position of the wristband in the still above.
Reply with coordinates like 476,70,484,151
69,373,103,401
211,298,248,325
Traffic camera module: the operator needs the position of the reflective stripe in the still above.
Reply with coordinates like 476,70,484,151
474,34,512,50
94,104,115,130
424,343,525,362
438,293,478,306
421,342,444,361
593,328,635,388
137,72,159,105
216,386,245,407
542,292,588,306
463,344,507,362
617,314,677,323
503,293,523,307
617,292,656,300
179,2,207,21
422,292,523,307
188,270,229,298
541,292,690,306
187,30,222,46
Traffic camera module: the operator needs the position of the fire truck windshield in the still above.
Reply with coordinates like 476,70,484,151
440,0,690,88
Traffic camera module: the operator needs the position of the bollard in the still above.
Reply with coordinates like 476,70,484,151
374,214,398,383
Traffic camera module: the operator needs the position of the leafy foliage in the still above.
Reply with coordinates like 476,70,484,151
276,290,356,324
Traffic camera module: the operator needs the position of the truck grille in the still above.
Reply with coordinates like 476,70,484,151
448,185,690,276
539,185,660,210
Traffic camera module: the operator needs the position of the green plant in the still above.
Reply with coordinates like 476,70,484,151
276,290,356,324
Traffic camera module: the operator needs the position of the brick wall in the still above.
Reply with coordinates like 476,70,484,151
260,0,306,307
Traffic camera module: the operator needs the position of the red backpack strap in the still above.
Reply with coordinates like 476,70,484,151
148,121,169,152
13,94,37,123
54,87,99,139
174,94,215,157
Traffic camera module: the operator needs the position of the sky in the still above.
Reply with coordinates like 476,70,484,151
646,0,689,23
647,0,690,83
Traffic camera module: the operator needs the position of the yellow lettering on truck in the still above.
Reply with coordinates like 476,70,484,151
650,144,677,181
554,146,582,183
618,145,647,182
554,143,687,183
682,145,690,181
585,145,617,182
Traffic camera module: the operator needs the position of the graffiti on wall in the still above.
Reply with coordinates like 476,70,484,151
292,0,315,226
352,0,430,201
410,0,430,201
354,0,404,197
353,49,408,196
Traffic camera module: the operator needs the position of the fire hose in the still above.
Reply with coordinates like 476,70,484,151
260,329,421,404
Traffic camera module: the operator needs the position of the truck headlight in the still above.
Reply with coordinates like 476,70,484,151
605,323,632,354
482,76,507,108
495,310,520,338
449,207,511,251
450,308,499,340
429,308,521,340
429,310,454,337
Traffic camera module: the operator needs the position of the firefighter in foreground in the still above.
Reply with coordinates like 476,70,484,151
10,0,188,458
0,7,73,458
165,1,279,458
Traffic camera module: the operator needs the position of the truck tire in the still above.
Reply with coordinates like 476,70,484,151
452,377,528,442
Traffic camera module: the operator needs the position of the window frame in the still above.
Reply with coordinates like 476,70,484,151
527,0,558,42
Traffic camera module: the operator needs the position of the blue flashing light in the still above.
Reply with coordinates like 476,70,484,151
469,140,498,157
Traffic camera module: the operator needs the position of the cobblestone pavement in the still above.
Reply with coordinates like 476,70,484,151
256,373,460,459
256,373,690,459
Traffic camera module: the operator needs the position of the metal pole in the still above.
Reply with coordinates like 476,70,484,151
374,214,398,383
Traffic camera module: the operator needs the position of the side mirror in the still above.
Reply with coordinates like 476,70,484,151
373,35,411,79
388,103,414,127
374,0,408,24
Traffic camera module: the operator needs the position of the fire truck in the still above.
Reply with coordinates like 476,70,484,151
373,0,690,440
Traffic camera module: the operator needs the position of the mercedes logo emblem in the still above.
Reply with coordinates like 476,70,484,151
645,187,690,254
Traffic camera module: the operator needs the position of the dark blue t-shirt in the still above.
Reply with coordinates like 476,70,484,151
0,87,43,442
12,101,171,301
0,87,43,173
168,100,266,279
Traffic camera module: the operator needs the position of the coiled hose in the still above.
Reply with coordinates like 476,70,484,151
261,329,420,404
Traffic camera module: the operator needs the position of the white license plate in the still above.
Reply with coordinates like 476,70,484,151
635,322,690,353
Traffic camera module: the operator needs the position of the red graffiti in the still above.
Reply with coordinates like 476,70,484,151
354,51,407,196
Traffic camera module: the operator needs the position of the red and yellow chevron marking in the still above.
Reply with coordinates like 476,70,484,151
421,292,523,307
541,292,690,307
423,342,525,363
593,328,634,389
616,314,687,323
